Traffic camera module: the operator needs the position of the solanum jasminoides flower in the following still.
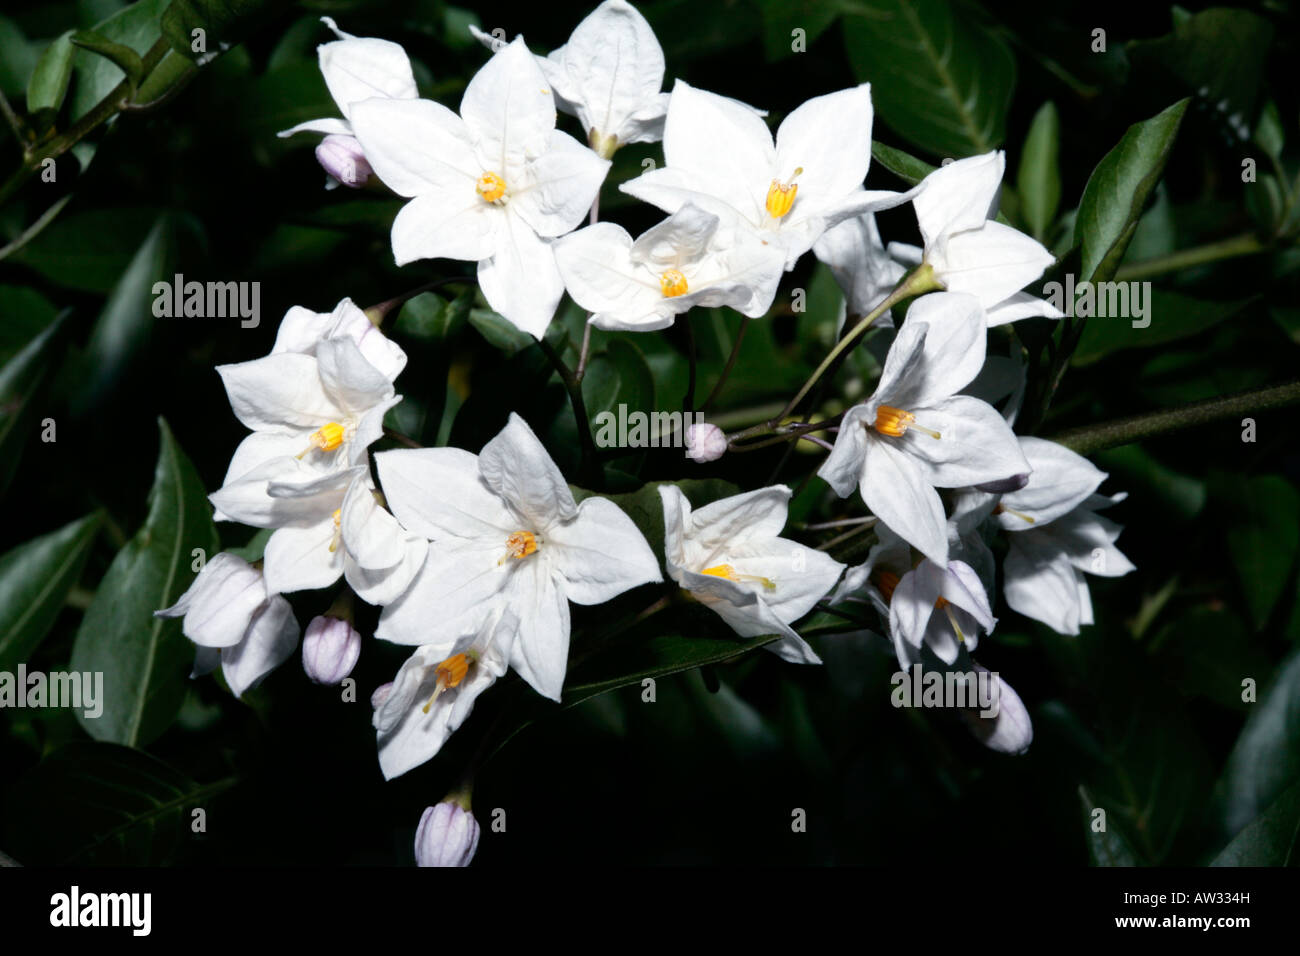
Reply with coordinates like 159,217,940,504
889,152,1062,326
684,422,728,463
959,664,1034,755
415,799,481,867
660,484,845,665
812,210,906,325
271,297,407,383
350,37,610,338
622,80,911,269
818,292,1030,566
374,612,517,779
302,614,362,685
374,413,662,701
155,553,299,698
277,17,418,187
554,203,785,332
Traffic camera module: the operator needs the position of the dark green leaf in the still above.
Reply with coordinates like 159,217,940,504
394,288,473,342
69,418,219,748
757,0,839,62
1071,289,1254,366
0,513,101,673
1018,102,1061,240
69,0,167,119
844,0,1015,158
1220,651,1300,836
870,141,936,186
1211,781,1300,866
160,0,278,62
1079,785,1140,866
0,315,65,497
1213,473,1300,630
71,29,145,88
1074,99,1189,283
26,31,76,114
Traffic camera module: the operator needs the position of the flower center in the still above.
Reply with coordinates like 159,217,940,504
476,171,507,202
872,405,941,440
497,530,539,566
422,652,472,714
871,569,900,603
659,269,689,298
297,421,346,458
992,503,1036,525
765,167,803,218
701,563,776,591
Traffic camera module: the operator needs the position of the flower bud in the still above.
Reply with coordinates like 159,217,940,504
685,422,727,463
414,801,480,867
301,615,361,685
975,473,1030,494
315,134,373,188
960,664,1033,755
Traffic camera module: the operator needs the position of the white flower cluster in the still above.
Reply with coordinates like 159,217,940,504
158,1,1134,864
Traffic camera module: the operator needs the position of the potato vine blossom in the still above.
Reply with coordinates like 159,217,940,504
813,210,906,324
155,553,299,698
554,203,786,332
277,17,418,187
622,80,912,269
818,292,1030,567
373,414,662,700
660,485,845,665
888,152,1063,326
351,37,610,338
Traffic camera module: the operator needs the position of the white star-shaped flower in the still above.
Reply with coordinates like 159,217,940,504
350,37,610,338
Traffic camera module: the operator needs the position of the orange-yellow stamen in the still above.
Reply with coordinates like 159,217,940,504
993,503,1036,525
872,405,940,440
701,563,776,591
476,171,506,202
421,653,471,714
872,569,901,603
298,421,345,458
765,167,803,218
659,269,689,298
498,530,538,565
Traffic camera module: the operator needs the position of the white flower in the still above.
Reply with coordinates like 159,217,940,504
660,484,844,665
554,203,785,332
818,292,1030,566
960,664,1033,755
621,80,911,269
812,210,906,325
277,18,418,186
414,800,481,867
350,37,610,338
684,422,728,463
374,612,516,779
302,614,362,685
373,413,662,700
272,297,407,382
155,553,299,698
888,152,1062,326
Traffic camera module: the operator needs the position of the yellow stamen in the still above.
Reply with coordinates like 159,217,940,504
701,564,776,591
872,405,940,440
942,603,966,644
297,421,345,458
765,167,803,218
659,269,689,298
328,508,342,554
497,530,538,565
476,171,506,202
993,503,1036,525
421,653,471,714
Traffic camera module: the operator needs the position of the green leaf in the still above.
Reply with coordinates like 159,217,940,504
0,315,65,497
3,742,235,864
843,0,1015,158
161,0,277,62
0,513,101,673
9,206,162,293
870,141,936,186
1079,785,1140,866
71,29,145,88
1071,289,1254,366
0,284,58,363
0,16,39,99
582,338,656,422
1018,102,1061,240
469,307,535,354
1074,99,1189,283
394,288,473,342
69,0,168,119
71,214,174,413
1212,473,1300,630
26,31,75,114
1254,100,1284,161
1220,651,1300,836
1211,781,1300,866
69,418,219,748
757,0,839,61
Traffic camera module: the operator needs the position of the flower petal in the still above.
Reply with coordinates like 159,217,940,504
547,495,662,604
510,130,610,238
860,438,949,566
318,35,417,121
902,395,1030,489
477,413,578,528
217,353,340,434
221,595,299,698
477,211,564,338
461,36,556,168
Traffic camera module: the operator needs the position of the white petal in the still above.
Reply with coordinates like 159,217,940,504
723,538,844,625
817,405,871,498
477,212,564,338
913,151,1004,248
938,221,1056,307
221,595,299,698
1001,437,1105,528
773,84,874,216
217,353,340,434
316,336,393,417
508,559,571,701
460,36,556,167
885,291,987,409
548,496,662,604
510,130,610,238
375,539,509,645
390,191,501,266
374,448,515,541
1003,534,1082,635
262,523,344,594
860,438,949,566
478,413,578,528
349,97,478,199
554,223,667,331
277,117,353,138
985,290,1065,326
688,485,793,555
345,535,427,606
903,395,1030,489
318,35,417,120
155,553,265,648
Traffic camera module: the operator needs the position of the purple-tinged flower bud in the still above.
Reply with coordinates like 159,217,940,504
415,801,480,867
960,664,1033,755
371,681,394,710
315,134,373,188
302,615,361,685
685,422,727,463
974,473,1030,494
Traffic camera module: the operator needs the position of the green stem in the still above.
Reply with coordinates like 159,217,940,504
1048,380,1300,455
537,336,599,487
699,314,750,414
1113,233,1270,282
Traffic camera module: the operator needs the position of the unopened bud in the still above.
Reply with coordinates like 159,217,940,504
974,473,1030,494
301,615,361,685
960,664,1033,755
315,134,373,188
371,681,394,710
415,801,480,867
685,422,727,463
